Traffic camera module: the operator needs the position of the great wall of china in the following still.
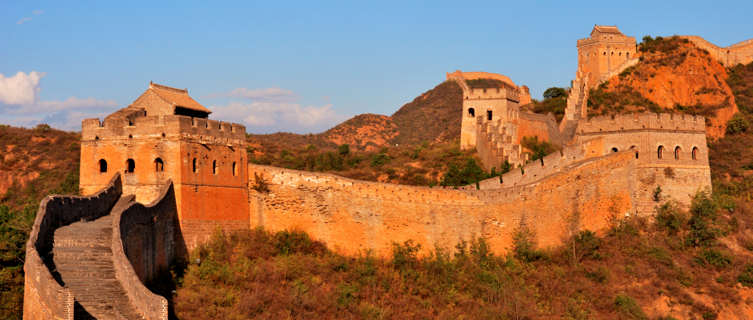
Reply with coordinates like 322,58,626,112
23,25,748,319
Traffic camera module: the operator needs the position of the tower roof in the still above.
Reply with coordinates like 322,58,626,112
145,82,211,114
591,25,623,36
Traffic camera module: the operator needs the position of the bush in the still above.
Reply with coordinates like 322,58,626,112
695,248,732,269
614,294,647,319
520,136,557,162
686,191,721,247
370,152,390,168
738,264,753,287
513,221,544,262
655,201,685,235
251,172,270,193
726,113,750,135
439,158,487,187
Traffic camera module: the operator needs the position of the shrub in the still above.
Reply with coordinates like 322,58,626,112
391,240,421,271
251,172,270,193
520,136,557,162
726,113,750,135
614,294,647,319
738,264,753,287
513,220,544,262
653,186,663,202
694,248,732,269
370,152,390,167
655,201,686,235
686,191,721,247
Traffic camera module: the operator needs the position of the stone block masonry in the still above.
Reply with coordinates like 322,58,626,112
248,151,641,257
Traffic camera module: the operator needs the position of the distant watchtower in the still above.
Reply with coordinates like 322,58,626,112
577,25,637,88
80,82,250,249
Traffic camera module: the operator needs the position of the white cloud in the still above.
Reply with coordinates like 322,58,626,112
0,71,44,105
0,71,119,131
204,87,297,102
211,100,347,134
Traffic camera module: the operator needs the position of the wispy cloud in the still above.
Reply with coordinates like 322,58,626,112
0,71,119,130
204,87,297,102
17,9,43,25
208,87,347,133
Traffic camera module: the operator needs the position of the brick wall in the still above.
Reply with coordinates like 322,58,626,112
248,152,642,257
23,174,122,320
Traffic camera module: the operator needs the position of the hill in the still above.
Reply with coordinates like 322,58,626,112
0,124,80,318
247,80,464,153
588,36,739,138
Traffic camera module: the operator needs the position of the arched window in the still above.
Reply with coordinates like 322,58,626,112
192,158,198,173
126,159,135,173
212,160,218,175
487,110,493,121
99,159,107,173
468,108,475,117
692,147,699,160
154,158,164,172
674,146,681,160
232,162,237,176
657,146,665,159
626,52,630,59
630,146,638,159
611,147,618,153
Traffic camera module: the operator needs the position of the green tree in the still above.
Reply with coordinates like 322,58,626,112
543,87,568,100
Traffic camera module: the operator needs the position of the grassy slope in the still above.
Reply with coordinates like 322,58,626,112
0,124,80,319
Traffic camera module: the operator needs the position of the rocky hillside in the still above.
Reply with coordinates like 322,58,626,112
588,36,739,138
247,80,464,153
0,125,80,206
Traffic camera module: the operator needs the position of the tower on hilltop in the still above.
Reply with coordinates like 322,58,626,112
79,82,250,250
576,25,637,88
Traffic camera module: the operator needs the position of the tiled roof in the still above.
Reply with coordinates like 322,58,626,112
149,82,211,114
592,25,622,35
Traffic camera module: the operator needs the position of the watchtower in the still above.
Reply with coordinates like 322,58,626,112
577,25,637,88
79,82,250,249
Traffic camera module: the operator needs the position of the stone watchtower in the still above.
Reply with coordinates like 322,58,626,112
80,82,250,250
446,70,530,150
577,25,637,88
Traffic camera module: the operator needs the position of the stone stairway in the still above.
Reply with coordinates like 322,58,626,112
51,196,144,319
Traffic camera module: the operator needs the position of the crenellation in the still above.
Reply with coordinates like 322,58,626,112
578,113,706,134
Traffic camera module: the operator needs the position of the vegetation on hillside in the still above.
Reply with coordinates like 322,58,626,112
588,36,734,120
522,86,569,122
709,61,753,189
173,190,752,319
0,124,80,319
250,141,499,187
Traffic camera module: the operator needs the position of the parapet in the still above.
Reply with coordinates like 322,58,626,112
466,87,520,102
82,114,246,145
577,113,706,135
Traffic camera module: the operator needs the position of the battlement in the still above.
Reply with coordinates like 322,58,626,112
81,114,246,145
680,35,753,67
466,86,520,102
577,113,706,134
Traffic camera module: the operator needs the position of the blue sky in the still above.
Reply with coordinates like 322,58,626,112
1,1,751,133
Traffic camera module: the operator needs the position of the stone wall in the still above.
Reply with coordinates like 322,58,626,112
575,113,711,210
23,174,123,320
248,152,641,257
112,181,177,320
681,36,753,67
